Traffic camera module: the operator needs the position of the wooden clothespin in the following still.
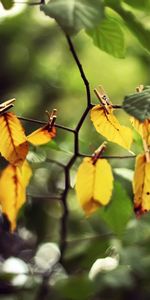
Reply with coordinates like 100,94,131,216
45,109,57,130
0,98,16,114
143,139,150,163
92,142,107,164
94,85,111,114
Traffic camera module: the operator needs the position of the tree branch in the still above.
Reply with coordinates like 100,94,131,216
65,34,91,107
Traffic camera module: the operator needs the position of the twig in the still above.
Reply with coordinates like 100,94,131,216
35,263,57,300
78,153,136,159
59,180,69,263
65,34,91,107
17,115,75,133
75,106,91,132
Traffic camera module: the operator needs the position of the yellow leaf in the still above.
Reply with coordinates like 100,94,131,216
27,125,56,146
91,105,133,150
0,112,28,165
133,153,150,214
0,160,32,230
130,117,150,145
75,157,113,215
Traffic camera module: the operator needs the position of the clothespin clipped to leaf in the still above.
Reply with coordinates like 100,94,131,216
92,142,107,165
75,141,113,216
0,98,16,114
27,108,57,146
94,85,111,114
45,108,57,131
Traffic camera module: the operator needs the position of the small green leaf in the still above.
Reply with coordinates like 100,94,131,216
87,17,125,58
1,0,13,9
40,0,104,35
99,182,133,237
123,86,150,121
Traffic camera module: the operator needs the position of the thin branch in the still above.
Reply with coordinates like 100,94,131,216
90,103,123,109
17,116,75,133
59,170,69,263
65,34,91,107
78,153,136,159
112,104,122,109
75,106,91,132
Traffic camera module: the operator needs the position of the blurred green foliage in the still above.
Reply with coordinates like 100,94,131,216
0,1,150,300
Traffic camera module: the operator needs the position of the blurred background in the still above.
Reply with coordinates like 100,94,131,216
0,2,150,299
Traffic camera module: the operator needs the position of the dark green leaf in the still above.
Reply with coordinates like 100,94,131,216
123,86,150,121
40,0,104,35
99,182,133,237
87,17,125,58
1,0,13,9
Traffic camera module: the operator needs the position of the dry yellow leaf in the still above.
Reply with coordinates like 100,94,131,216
0,160,32,230
133,153,150,214
130,117,150,145
27,125,56,146
0,112,28,165
91,105,132,150
75,157,113,215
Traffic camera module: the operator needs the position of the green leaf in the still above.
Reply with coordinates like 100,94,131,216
123,86,150,121
87,17,125,58
99,182,133,237
123,0,150,11
113,5,150,53
1,0,13,9
40,0,104,35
